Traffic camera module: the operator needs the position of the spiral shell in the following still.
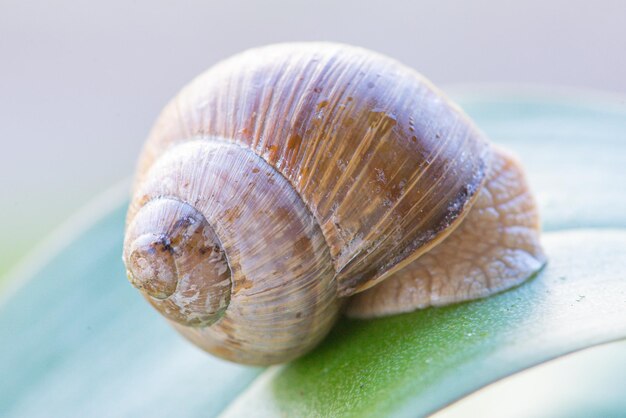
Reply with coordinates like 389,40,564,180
124,43,496,364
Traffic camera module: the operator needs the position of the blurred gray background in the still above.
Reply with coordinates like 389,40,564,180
1,0,625,277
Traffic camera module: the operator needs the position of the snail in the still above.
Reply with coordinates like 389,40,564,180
123,43,546,365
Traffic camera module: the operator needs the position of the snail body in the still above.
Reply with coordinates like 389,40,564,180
123,43,545,365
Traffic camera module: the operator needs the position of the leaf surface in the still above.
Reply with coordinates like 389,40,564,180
1,90,625,417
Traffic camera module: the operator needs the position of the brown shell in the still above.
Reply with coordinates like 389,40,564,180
125,141,339,364
124,43,491,364
133,42,490,294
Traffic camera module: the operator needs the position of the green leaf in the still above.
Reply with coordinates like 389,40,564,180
455,89,626,231
1,89,625,417
0,199,262,418
222,230,626,417
436,337,626,418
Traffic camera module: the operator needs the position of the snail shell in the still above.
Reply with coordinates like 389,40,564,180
123,43,545,365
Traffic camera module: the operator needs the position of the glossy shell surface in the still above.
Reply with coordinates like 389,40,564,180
132,43,490,295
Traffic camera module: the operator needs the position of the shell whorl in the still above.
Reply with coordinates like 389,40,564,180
124,43,491,364
125,140,339,364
